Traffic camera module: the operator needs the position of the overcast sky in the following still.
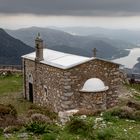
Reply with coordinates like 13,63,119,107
0,0,140,29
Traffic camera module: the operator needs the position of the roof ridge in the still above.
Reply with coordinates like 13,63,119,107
49,54,71,61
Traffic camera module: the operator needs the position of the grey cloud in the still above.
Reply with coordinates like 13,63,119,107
0,0,140,16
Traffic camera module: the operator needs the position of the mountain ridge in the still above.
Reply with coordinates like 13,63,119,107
6,27,132,60
0,28,34,65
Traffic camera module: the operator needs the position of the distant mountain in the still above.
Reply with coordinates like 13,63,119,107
0,28,34,65
6,27,132,60
54,27,140,45
53,27,140,45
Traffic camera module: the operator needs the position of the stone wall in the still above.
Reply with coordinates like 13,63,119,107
0,65,22,74
23,58,121,112
23,58,65,112
79,91,107,111
61,59,120,110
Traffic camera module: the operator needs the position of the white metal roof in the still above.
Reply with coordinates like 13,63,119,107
80,78,109,92
22,49,93,69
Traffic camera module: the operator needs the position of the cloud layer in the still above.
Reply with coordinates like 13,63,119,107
0,0,139,16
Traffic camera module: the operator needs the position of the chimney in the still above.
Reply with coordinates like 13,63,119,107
35,33,44,62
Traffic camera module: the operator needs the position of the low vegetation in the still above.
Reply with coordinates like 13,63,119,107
128,83,140,92
0,73,140,139
0,72,22,94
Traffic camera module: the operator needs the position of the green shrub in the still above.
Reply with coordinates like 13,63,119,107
103,105,140,121
45,124,60,134
26,122,46,134
132,111,140,121
42,124,60,140
7,104,17,117
127,100,140,110
97,128,115,140
103,111,118,122
29,113,51,124
0,128,3,135
0,104,18,127
28,105,58,120
103,106,134,119
0,104,17,117
42,133,57,140
66,117,89,135
111,106,134,119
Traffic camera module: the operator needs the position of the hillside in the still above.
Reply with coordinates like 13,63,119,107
56,27,140,44
0,73,140,139
0,28,34,65
7,27,131,60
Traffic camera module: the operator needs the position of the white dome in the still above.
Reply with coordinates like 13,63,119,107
80,78,109,92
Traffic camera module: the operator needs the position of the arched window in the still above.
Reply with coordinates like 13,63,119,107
28,73,33,83
44,85,48,96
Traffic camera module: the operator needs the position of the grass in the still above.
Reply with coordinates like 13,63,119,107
125,83,140,101
0,73,140,139
129,84,140,92
0,74,22,94
0,74,31,115
106,118,140,140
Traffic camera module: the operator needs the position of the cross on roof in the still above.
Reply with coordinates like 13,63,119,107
93,48,97,57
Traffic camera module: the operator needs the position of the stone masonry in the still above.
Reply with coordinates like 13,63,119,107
23,57,121,112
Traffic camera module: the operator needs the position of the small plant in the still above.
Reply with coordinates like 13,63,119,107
26,122,46,134
97,128,115,140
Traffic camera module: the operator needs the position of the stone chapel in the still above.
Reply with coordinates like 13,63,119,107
22,34,121,112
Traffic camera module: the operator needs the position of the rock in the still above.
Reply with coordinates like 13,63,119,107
58,109,79,125
63,101,73,105
4,133,12,139
64,86,71,90
61,96,68,101
17,133,28,139
4,126,20,133
64,92,73,97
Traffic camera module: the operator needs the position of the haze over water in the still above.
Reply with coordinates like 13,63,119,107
113,48,140,69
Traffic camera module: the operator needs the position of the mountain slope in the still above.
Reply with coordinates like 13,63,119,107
55,27,140,44
7,27,130,59
0,29,34,65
